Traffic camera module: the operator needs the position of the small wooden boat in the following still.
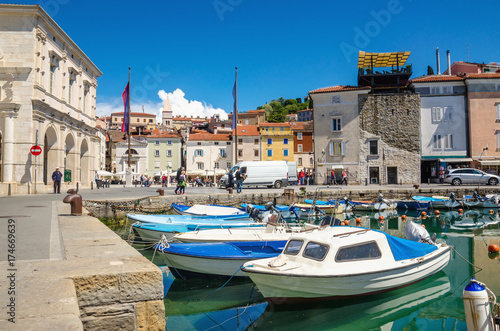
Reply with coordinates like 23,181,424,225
155,240,287,279
172,203,247,216
242,226,451,303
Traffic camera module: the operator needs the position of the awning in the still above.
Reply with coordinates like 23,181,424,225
479,160,500,165
96,170,114,177
438,158,472,163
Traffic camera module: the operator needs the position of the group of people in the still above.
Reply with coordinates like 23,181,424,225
298,169,315,185
226,167,245,193
331,170,348,186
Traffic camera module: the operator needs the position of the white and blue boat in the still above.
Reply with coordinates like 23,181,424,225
172,203,247,216
126,213,252,225
155,240,287,279
412,195,461,209
396,200,431,211
132,220,264,242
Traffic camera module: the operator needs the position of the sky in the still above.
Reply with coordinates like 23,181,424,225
10,0,500,121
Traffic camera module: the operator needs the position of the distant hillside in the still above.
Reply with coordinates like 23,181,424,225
257,97,311,123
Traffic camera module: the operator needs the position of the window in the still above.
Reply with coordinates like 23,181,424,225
149,119,153,123
284,149,289,156
227,162,231,168
154,161,160,168
433,134,442,149
310,157,313,165
297,132,303,140
167,140,172,145
298,157,303,166
137,118,140,122
195,149,204,156
431,107,442,122
49,63,56,94
331,95,341,104
430,86,452,94
68,74,75,104
219,149,226,158
214,141,219,145
280,127,284,132
497,132,500,149
284,138,288,145
444,134,453,149
336,242,381,262
267,149,273,157
369,140,378,155
245,119,249,125
197,162,204,170
83,88,88,112
238,149,243,157
227,142,231,145
143,119,146,123
284,240,303,255
254,149,259,157
154,149,160,157
197,142,201,145
238,139,243,144
267,138,272,145
432,107,452,122
265,127,269,132
329,141,345,156
166,149,172,157
303,242,329,260
214,162,219,169
298,144,303,152
155,140,160,145
332,118,342,131
496,103,500,120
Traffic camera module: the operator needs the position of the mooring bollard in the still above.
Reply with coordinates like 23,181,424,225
63,188,82,215
157,188,164,196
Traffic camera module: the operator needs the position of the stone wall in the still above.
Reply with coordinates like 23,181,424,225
358,93,421,185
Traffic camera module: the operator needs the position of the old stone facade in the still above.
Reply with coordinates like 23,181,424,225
358,93,421,185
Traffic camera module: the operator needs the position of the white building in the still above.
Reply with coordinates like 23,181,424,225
0,4,102,194
185,132,233,180
412,76,469,183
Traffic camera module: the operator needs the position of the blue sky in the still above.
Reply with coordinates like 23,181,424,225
11,0,500,119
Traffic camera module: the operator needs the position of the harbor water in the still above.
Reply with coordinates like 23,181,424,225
106,208,500,330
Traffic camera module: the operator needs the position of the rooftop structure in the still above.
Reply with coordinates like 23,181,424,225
357,51,413,92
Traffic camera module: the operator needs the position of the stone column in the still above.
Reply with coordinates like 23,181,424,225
0,104,20,182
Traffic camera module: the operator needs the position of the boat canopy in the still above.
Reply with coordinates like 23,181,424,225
381,232,438,261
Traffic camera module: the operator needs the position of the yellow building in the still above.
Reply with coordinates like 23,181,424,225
259,123,294,161
110,112,157,131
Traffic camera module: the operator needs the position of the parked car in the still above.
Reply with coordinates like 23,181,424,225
444,168,500,186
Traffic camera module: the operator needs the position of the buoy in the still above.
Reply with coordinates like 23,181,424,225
421,211,427,217
356,218,362,223
488,252,499,260
498,208,500,214
463,278,496,331
435,210,440,215
489,209,494,214
458,208,463,213
340,222,345,226
421,224,426,228
488,244,500,253
344,220,350,226
401,215,407,222
378,215,384,223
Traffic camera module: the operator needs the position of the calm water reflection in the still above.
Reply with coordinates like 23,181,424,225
109,210,500,330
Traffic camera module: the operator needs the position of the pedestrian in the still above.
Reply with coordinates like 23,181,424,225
179,170,187,195
95,171,99,189
52,167,63,194
305,171,310,185
341,170,348,186
162,175,166,187
299,169,305,185
330,169,336,185
174,166,184,194
235,166,244,193
227,169,235,190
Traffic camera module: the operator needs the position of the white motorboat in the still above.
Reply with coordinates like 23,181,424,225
242,226,451,303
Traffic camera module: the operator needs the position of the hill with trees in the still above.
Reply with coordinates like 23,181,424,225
257,97,311,123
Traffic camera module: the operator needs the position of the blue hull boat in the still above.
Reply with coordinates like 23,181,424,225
396,200,431,211
172,203,248,217
155,240,287,279
127,213,253,225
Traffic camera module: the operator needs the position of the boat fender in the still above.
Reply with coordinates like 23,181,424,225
268,254,288,268
463,278,496,331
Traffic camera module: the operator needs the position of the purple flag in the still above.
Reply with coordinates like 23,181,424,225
121,83,130,132
231,81,237,130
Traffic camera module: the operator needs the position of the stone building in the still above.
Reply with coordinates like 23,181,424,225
0,4,102,194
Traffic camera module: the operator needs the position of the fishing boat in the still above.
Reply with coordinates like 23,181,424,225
172,203,247,216
132,220,264,242
242,226,451,303
395,200,431,211
241,203,303,221
126,212,252,225
462,191,500,209
412,194,461,209
155,240,287,279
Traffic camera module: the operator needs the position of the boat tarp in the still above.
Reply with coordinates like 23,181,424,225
412,196,446,202
381,232,438,261
240,204,288,211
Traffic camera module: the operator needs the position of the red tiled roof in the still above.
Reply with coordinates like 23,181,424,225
297,109,312,113
259,122,291,127
411,75,465,83
309,85,370,94
235,125,260,136
290,121,314,131
467,73,500,79
146,132,181,138
110,112,156,117
247,109,266,113
189,133,231,141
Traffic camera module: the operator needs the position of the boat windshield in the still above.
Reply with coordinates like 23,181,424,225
303,242,329,261
284,240,303,255
335,241,381,262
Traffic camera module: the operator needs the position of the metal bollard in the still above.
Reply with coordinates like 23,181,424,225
63,188,82,215
157,189,164,196
227,187,233,194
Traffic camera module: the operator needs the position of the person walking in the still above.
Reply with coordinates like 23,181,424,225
298,169,305,185
330,170,336,185
227,169,235,190
179,170,187,195
235,166,244,193
174,166,184,194
52,167,63,194
341,170,348,186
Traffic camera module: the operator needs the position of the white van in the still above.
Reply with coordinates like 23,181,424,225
219,161,289,189
287,161,298,184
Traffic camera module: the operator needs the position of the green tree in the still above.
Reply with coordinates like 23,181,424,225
284,98,298,107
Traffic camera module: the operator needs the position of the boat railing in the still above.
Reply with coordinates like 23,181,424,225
333,228,370,238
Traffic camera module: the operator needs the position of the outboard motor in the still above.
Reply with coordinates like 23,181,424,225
250,207,260,219
449,192,457,203
343,197,352,207
245,204,254,213
288,204,300,221
473,190,481,202
265,201,274,211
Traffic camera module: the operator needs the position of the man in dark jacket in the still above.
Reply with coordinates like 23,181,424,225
52,167,63,193
227,169,234,189
234,167,244,193
174,166,184,194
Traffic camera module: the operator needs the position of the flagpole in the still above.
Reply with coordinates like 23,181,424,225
234,66,238,165
127,67,131,168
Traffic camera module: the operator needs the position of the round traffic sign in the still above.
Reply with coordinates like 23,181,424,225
30,145,42,156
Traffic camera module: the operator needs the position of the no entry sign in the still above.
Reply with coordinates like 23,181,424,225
30,145,42,156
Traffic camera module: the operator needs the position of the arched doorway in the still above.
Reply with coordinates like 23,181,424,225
43,126,58,185
64,133,76,183
80,139,90,184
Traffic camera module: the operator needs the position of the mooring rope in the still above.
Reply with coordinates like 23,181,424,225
450,245,483,272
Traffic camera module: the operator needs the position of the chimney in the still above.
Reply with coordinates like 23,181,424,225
447,50,451,75
436,47,441,75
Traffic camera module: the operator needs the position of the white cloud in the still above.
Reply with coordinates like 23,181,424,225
96,88,228,122
158,89,228,121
